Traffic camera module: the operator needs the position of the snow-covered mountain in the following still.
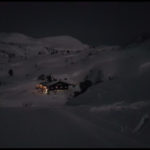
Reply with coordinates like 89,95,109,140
0,33,35,44
0,33,150,148
0,33,89,59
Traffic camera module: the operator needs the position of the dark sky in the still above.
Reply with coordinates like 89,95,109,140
0,2,150,46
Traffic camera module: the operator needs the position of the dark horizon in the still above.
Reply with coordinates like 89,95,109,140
1,2,150,46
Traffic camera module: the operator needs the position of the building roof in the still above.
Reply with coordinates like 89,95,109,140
40,81,72,87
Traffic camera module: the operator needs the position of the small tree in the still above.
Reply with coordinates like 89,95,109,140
38,51,42,55
46,74,52,82
8,69,13,77
38,74,45,80
80,79,92,92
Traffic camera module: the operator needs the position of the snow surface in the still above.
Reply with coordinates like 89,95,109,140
0,33,150,147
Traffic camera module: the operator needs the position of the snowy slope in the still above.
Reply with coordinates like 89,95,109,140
37,35,89,50
0,33,150,147
0,33,89,60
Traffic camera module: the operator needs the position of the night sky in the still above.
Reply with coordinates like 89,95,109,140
0,1,150,46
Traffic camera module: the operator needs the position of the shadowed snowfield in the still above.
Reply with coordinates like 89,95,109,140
0,33,150,148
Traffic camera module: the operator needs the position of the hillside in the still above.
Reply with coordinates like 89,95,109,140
0,33,150,147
